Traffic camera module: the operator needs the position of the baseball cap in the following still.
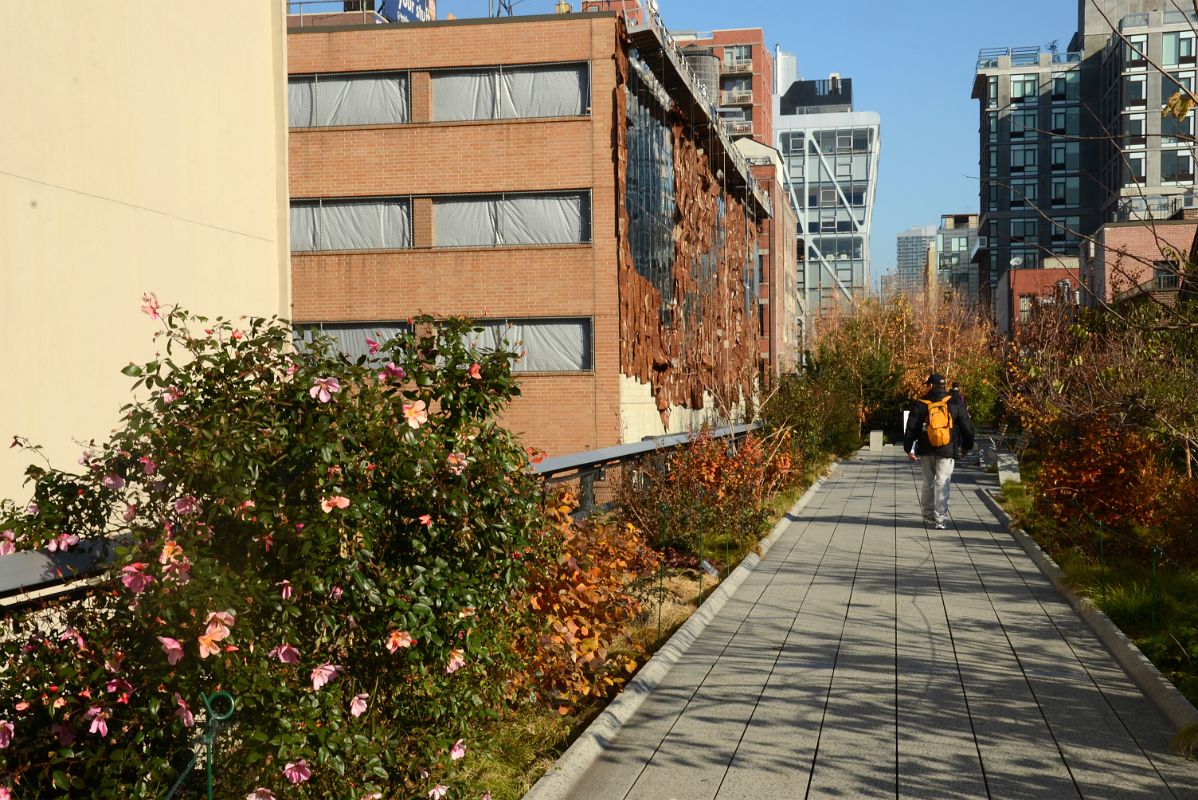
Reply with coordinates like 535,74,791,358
925,373,946,386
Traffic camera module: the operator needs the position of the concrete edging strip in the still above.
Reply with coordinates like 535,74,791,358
978,488,1198,732
522,471,831,800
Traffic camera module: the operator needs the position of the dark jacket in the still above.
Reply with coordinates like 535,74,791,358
903,388,975,458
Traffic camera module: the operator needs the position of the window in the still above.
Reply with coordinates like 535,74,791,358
288,72,410,128
1010,218,1038,242
1126,151,1146,184
1011,74,1039,103
852,130,870,151
1051,141,1080,170
724,44,752,64
1162,71,1195,105
1019,295,1033,323
986,182,1001,211
1051,216,1080,243
432,192,591,247
1125,34,1148,68
1124,74,1147,107
1011,109,1038,138
1050,176,1080,206
1162,149,1194,181
1163,111,1194,144
295,322,412,361
465,318,593,372
758,253,767,284
1010,178,1038,206
1010,248,1038,269
1051,107,1079,135
987,76,999,109
820,186,837,206
986,110,998,143
1052,71,1079,101
1164,32,1196,66
836,131,853,150
431,63,590,121
987,147,998,175
1011,143,1038,173
290,199,412,252
1123,113,1146,147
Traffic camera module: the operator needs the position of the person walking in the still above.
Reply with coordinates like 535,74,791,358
904,373,975,529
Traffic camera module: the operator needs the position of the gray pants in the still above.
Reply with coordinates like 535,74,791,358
919,454,955,524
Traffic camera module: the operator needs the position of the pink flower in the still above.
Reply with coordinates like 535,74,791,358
283,759,312,784
402,400,429,429
246,790,277,800
59,628,86,651
378,362,405,382
0,787,12,800
321,495,350,513
46,533,79,552
330,585,344,601
311,663,341,690
121,563,153,594
0,720,12,748
198,633,223,659
122,503,138,523
139,456,157,475
447,452,468,475
419,514,432,527
469,363,483,380
350,693,369,717
483,793,493,800
386,630,416,653
205,610,236,628
446,649,466,674
160,539,184,564
366,336,381,355
101,473,125,490
174,693,194,727
106,678,133,696
86,707,109,737
429,785,448,800
269,643,301,664
450,738,466,760
277,580,294,600
158,636,184,665
141,292,160,319
161,386,182,404
231,329,244,341
0,529,14,557
174,495,200,516
309,377,341,403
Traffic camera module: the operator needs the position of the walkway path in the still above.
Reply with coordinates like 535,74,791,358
554,446,1198,799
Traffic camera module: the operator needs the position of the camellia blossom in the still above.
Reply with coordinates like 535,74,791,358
160,539,184,564
311,663,341,691
269,643,300,664
161,385,182,404
469,363,483,380
277,580,294,600
446,452,468,475
402,400,429,429
158,636,184,665
320,495,350,513
386,630,416,653
139,456,157,475
378,362,405,382
175,693,195,727
231,329,244,341
198,633,223,659
429,784,448,800
283,759,312,784
174,495,200,516
366,336,380,355
206,610,236,628
141,292,160,319
121,563,153,594
446,649,466,674
101,473,125,490
122,503,138,523
309,377,341,403
350,693,369,718
483,793,493,800
0,720,13,749
450,739,466,761
1,786,13,800
46,533,79,552
419,514,432,527
86,707,109,737
246,790,277,800
0,529,15,556
330,585,344,601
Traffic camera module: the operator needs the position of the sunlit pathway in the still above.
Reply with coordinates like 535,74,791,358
554,446,1198,800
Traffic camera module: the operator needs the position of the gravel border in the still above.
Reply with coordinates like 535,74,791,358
521,470,832,800
977,488,1198,732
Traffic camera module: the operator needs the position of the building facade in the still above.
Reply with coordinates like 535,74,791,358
936,213,981,306
775,70,881,337
288,12,772,458
0,3,291,500
677,29,774,146
896,225,936,295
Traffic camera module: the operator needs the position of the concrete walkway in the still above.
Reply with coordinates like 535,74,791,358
555,446,1198,799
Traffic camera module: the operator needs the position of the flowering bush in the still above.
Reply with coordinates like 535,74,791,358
0,301,543,798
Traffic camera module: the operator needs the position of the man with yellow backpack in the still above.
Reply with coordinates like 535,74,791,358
903,372,975,529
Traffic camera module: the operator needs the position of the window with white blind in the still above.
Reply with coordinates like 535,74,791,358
290,199,412,252
431,63,590,121
464,318,593,372
432,192,591,247
288,72,410,127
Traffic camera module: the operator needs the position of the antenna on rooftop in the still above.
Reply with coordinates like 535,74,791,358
1046,39,1059,54
490,0,519,15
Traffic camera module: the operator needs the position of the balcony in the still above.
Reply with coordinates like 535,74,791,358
721,89,754,105
721,58,753,75
724,119,753,137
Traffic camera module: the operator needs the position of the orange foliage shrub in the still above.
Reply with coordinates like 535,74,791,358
510,490,659,713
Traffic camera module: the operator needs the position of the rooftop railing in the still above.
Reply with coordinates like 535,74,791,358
976,45,1082,70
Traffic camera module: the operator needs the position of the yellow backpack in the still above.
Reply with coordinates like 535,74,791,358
919,397,953,448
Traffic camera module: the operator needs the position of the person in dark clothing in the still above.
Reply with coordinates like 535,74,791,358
949,381,969,415
903,373,975,529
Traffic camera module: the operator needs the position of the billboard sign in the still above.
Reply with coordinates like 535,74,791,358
381,0,436,22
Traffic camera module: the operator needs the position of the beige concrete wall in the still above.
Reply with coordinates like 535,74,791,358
619,375,748,441
0,3,291,501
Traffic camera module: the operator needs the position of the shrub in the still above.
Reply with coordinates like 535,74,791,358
0,302,543,799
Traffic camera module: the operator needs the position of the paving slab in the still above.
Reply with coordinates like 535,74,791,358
531,447,1198,800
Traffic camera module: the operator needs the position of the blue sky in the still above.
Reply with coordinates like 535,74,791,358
433,0,1079,284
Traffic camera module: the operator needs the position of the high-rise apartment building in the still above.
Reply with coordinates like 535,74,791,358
973,1,1198,328
936,213,981,306
677,29,774,146
896,225,936,295
775,67,881,336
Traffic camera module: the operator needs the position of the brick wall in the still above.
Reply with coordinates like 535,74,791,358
288,15,622,458
1095,221,1197,301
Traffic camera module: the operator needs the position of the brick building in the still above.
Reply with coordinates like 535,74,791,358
287,12,773,458
995,258,1079,338
1080,217,1198,306
676,28,774,146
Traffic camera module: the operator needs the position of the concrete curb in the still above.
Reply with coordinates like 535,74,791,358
522,470,832,800
977,488,1198,732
